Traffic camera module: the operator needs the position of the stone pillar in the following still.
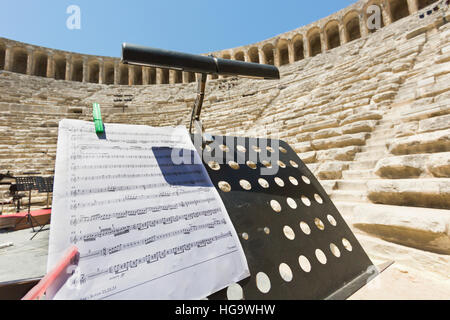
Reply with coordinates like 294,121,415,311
46,54,55,78
274,48,281,67
320,31,327,52
26,49,34,75
359,14,368,38
259,49,266,65
156,68,163,84
382,3,392,26
288,41,295,64
407,0,419,14
4,46,13,71
99,60,105,84
339,24,347,44
82,57,88,83
65,55,72,81
169,70,176,84
114,61,120,85
303,35,310,58
182,71,190,84
142,67,150,85
128,66,135,86
244,51,251,63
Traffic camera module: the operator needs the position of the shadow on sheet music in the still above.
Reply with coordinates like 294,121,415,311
96,124,107,140
152,147,212,187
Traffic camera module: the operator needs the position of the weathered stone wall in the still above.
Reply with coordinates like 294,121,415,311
0,0,446,84
0,0,449,286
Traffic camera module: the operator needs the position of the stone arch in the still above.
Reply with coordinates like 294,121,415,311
262,43,275,65
104,62,114,85
364,0,385,33
343,11,362,42
277,39,289,66
160,68,169,84
53,55,66,80
292,34,304,61
188,72,196,83
173,70,182,84
324,20,341,50
248,47,260,63
71,59,83,82
119,65,129,85
389,0,410,22
234,51,245,61
88,60,100,83
148,68,156,84
307,28,322,57
0,43,5,70
418,0,438,9
12,48,28,74
34,51,48,77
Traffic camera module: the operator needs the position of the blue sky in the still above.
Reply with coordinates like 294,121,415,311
1,0,355,57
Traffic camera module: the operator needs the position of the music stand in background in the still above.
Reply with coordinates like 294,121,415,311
14,177,43,236
36,177,54,209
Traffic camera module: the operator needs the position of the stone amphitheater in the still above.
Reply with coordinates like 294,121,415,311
0,0,449,298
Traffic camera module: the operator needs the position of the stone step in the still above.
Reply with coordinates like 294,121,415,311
335,179,368,191
333,201,450,255
342,169,378,179
360,144,388,153
354,150,388,161
348,159,379,170
330,190,368,202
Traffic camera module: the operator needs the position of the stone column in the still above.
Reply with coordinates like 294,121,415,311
156,68,163,84
26,49,34,75
288,41,295,64
244,51,251,63
4,46,13,71
65,54,72,81
99,59,105,84
407,0,419,14
258,49,266,65
114,61,120,85
82,57,88,83
339,24,347,44
128,66,135,86
169,70,176,84
274,48,281,67
303,35,310,58
142,67,150,85
382,3,392,26
46,54,55,78
359,14,368,38
182,71,190,84
320,31,327,52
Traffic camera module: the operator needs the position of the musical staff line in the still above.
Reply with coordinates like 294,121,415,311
69,190,213,210
78,219,227,257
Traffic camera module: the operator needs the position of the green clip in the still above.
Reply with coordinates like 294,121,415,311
92,103,104,134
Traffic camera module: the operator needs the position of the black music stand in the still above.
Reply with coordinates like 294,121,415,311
195,135,391,300
28,176,54,240
36,176,53,209
14,177,44,236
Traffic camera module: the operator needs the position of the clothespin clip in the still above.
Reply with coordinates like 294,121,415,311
93,103,104,134
22,246,79,300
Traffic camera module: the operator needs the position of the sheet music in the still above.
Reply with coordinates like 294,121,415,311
47,119,249,300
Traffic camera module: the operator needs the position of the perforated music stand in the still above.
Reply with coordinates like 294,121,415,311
14,177,44,236
195,135,390,300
